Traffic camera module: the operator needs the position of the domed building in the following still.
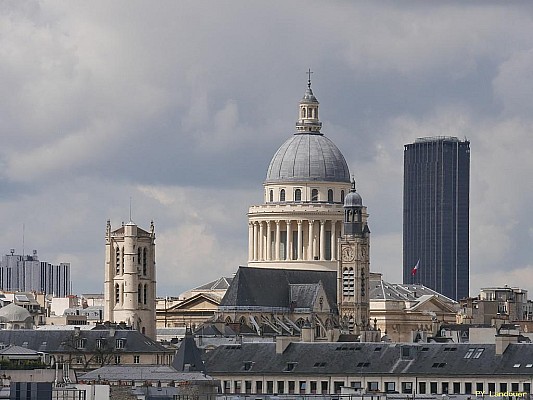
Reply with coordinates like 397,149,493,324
248,78,360,271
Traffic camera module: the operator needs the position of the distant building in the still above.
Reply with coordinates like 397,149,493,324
458,286,533,325
403,137,470,301
104,220,156,340
204,338,531,396
0,249,70,297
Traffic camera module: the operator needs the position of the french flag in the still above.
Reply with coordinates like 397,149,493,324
411,259,420,276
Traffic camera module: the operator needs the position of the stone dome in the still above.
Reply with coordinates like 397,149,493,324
265,133,350,183
0,302,31,322
344,189,362,207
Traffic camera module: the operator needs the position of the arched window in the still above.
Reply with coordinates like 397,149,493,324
143,248,147,275
311,189,319,202
144,284,148,304
115,284,120,305
302,108,306,118
269,190,273,202
115,247,120,274
137,247,141,265
280,189,286,202
121,247,124,274
294,188,302,202
137,284,142,304
328,189,333,203
340,190,345,203
121,283,124,304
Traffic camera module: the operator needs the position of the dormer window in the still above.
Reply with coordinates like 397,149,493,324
116,339,125,349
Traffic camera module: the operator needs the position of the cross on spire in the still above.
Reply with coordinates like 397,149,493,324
307,68,313,88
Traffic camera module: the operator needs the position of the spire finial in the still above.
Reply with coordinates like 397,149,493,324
351,175,357,191
307,68,313,88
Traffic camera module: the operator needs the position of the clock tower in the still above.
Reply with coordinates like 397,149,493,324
337,179,370,334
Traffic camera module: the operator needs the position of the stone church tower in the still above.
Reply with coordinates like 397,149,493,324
104,220,156,339
337,180,370,334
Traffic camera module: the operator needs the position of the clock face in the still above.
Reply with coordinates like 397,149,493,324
342,246,355,262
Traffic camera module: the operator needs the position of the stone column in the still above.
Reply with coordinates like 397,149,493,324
297,220,303,260
248,222,254,262
286,220,293,261
266,221,272,261
308,220,314,260
259,221,264,261
320,220,326,261
275,220,281,261
330,220,336,261
253,222,258,261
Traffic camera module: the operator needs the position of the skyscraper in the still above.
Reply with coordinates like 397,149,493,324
403,137,470,301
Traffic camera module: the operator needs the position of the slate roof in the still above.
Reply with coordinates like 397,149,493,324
0,329,171,355
193,277,234,291
220,267,337,313
172,329,205,372
80,365,212,382
370,280,456,304
203,342,533,377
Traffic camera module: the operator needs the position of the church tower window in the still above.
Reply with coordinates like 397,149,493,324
138,284,142,304
144,284,148,304
328,189,333,203
115,247,120,274
280,189,286,202
143,248,147,275
115,284,120,305
269,190,273,202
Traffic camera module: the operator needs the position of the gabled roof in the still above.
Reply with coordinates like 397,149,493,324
193,277,233,291
166,293,221,312
220,267,337,312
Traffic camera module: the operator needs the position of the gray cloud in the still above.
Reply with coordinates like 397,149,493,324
1,1,533,296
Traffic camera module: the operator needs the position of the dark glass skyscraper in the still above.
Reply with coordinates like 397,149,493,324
403,137,470,301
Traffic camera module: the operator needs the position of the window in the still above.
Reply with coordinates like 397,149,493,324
115,284,120,304
385,382,396,393
137,247,141,264
340,190,345,203
266,381,274,394
138,284,142,304
288,381,295,394
453,382,461,394
114,355,121,364
311,189,319,202
144,284,148,304
285,362,296,372
245,381,252,394
294,189,302,202
512,383,519,392
430,382,438,394
299,381,306,394
143,248,147,275
334,381,343,393
116,339,125,349
256,381,263,394
419,382,426,394
280,189,285,202
133,355,140,364
277,381,284,394
243,361,253,371
464,348,475,358
96,339,105,349
473,348,484,358
368,382,379,392
351,381,362,389
442,382,449,394
321,381,328,394
476,383,484,392
465,382,472,394
234,381,241,394
401,382,413,394
499,383,507,393
269,190,273,202
223,381,230,393
488,383,496,393
328,189,333,202
524,383,530,393
310,381,317,394
115,247,120,274
75,338,85,349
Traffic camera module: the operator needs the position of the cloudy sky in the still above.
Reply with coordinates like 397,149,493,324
1,1,533,298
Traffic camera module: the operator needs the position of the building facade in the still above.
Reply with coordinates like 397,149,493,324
403,137,470,301
104,220,156,340
0,250,70,297
247,78,351,272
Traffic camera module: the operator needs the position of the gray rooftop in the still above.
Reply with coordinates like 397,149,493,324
265,133,350,184
203,341,533,377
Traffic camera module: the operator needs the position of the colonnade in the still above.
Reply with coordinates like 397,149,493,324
248,219,341,262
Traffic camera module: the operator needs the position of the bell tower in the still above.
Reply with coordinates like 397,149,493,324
104,220,156,339
337,179,370,334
